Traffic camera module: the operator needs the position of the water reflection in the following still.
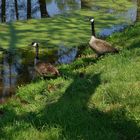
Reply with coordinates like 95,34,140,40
1,53,18,96
0,50,32,103
0,46,79,103
0,0,138,23
18,0,27,20
99,24,127,37
0,0,1,22
57,46,77,64
99,5,137,37
0,0,81,22
5,0,17,22
31,0,41,19
0,0,139,37
0,52,19,100
137,0,140,21
48,0,79,16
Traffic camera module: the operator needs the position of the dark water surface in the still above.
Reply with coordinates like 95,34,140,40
0,0,139,102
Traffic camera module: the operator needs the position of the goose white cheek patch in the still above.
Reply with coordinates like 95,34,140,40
90,19,94,22
33,42,37,47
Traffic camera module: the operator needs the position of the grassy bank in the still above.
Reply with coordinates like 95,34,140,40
0,20,140,139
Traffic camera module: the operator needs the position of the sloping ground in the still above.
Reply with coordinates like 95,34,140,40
0,21,140,140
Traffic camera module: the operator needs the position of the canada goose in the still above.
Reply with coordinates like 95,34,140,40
31,42,60,77
89,18,119,56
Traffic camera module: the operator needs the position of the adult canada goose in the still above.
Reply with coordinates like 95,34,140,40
89,18,119,56
31,42,60,77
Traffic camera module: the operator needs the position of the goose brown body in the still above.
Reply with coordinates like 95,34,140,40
35,61,60,76
89,18,119,56
89,36,118,55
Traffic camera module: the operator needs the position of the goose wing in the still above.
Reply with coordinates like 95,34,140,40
35,62,59,76
95,38,118,53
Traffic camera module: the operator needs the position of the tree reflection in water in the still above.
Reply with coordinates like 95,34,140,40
137,0,140,21
0,52,21,100
0,51,33,103
0,0,81,22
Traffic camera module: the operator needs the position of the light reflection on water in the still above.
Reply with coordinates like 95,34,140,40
57,46,78,64
47,0,81,16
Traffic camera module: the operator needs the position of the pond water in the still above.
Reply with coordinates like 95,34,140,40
0,0,139,37
0,46,79,103
0,0,139,103
0,0,138,23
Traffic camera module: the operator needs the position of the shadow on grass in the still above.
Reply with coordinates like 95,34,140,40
128,40,140,51
1,73,140,140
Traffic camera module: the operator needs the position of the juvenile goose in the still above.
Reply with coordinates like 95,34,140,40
89,18,119,56
31,42,60,77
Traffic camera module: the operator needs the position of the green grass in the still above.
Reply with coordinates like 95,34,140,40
0,21,140,140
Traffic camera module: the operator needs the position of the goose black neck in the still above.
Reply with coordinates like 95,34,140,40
91,21,95,36
35,46,39,59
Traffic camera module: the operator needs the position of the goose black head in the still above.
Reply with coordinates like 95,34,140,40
30,42,39,59
31,42,39,47
90,17,94,23
89,17,95,36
